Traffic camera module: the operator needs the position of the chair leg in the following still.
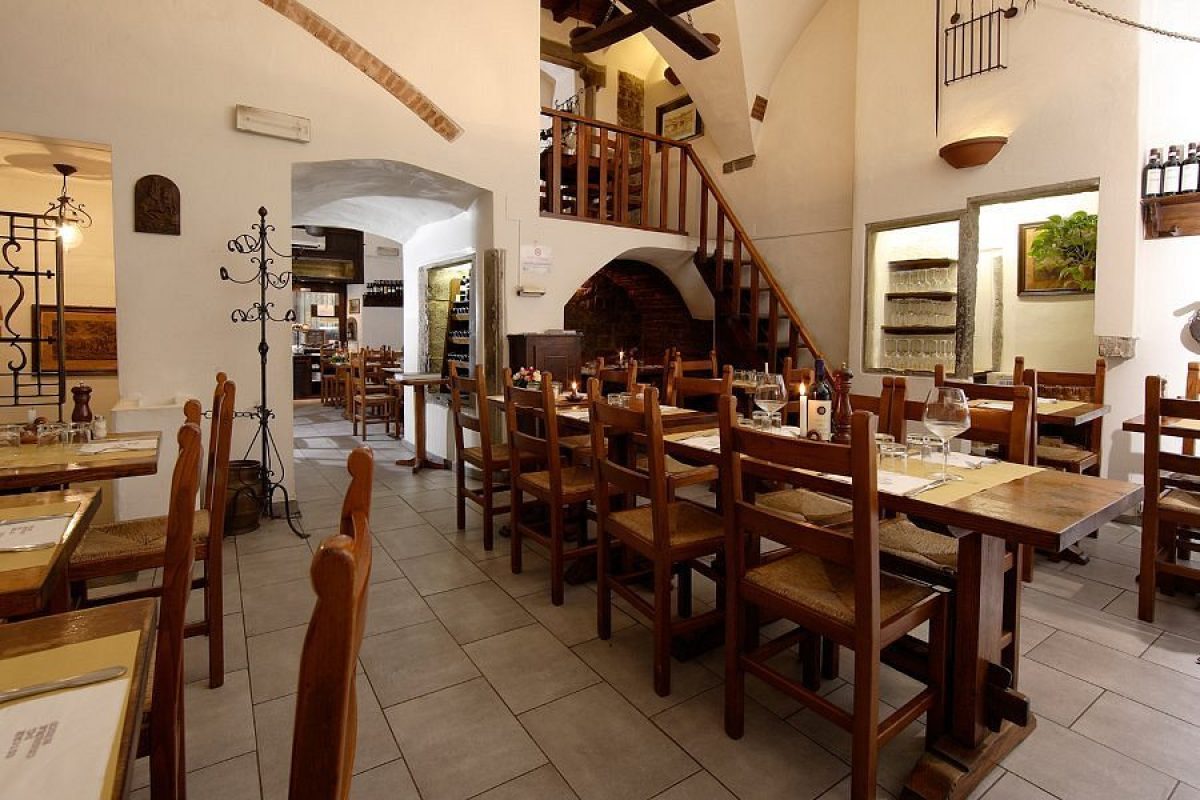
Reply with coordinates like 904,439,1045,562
801,633,821,691
1138,517,1159,622
821,638,840,681
1020,544,1034,583
455,463,467,531
653,558,672,697
481,475,494,552
676,563,693,619
550,502,565,606
510,488,524,575
205,543,225,689
724,595,746,739
850,643,881,800
597,526,612,640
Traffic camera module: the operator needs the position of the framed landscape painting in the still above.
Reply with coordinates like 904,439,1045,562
656,95,703,144
33,305,119,375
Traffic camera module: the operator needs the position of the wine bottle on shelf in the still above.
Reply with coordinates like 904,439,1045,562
1163,145,1183,196
807,358,833,441
1143,148,1164,198
1182,143,1200,194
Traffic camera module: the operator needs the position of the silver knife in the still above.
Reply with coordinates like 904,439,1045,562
904,479,949,497
0,665,128,704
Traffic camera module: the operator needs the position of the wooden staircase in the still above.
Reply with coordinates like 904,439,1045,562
540,107,824,370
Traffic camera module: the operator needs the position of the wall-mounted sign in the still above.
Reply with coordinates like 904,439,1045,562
519,245,552,297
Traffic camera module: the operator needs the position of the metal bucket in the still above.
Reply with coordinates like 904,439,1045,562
225,460,262,536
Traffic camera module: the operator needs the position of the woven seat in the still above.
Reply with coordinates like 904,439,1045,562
462,442,533,469
1160,487,1200,515
877,517,958,572
1036,443,1096,466
558,434,592,452
517,465,595,499
744,551,934,629
758,489,855,527
70,509,210,575
608,501,723,549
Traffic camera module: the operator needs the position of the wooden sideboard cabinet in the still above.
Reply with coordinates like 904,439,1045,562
507,333,583,384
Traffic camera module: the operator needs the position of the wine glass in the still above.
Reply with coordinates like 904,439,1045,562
923,387,970,481
754,373,787,422
884,339,897,370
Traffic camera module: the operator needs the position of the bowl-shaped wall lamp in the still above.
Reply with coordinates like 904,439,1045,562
938,136,1008,169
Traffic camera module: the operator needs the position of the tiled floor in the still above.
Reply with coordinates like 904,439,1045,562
127,401,1200,800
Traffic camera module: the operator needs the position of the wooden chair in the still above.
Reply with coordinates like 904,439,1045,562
718,398,947,800
451,364,522,551
320,349,344,407
1014,356,1106,474
504,369,598,606
1138,375,1200,622
288,447,374,800
70,373,234,688
1185,362,1200,458
589,380,725,696
666,363,733,410
673,350,719,378
595,358,639,395
349,352,396,440
148,419,206,799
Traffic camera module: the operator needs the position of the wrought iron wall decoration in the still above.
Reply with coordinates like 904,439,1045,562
935,0,1021,131
133,175,180,235
0,211,67,414
219,206,305,537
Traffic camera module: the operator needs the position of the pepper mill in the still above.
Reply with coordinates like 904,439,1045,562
831,363,854,445
70,383,94,423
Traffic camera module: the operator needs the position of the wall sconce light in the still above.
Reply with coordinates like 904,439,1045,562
43,163,91,250
938,136,1009,169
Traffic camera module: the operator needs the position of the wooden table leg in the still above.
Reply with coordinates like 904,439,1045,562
395,383,449,473
902,532,1035,799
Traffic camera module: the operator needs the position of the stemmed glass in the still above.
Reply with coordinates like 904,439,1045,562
754,373,787,425
923,387,970,481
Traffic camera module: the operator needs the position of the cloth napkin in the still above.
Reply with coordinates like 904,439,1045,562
681,434,722,452
822,470,940,496
916,451,997,469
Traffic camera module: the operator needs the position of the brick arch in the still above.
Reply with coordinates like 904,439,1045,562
564,259,712,362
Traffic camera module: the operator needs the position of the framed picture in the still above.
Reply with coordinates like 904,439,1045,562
348,298,361,314
656,95,703,144
1017,221,1094,296
32,305,118,375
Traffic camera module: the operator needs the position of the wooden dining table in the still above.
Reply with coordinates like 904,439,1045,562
664,427,1142,799
0,432,161,491
394,373,450,472
1122,413,1200,439
0,598,156,800
0,488,100,617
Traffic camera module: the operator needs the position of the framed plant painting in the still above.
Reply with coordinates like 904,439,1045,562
656,95,703,144
32,305,118,375
1017,217,1097,297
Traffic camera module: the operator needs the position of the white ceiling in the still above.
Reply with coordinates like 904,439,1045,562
291,159,483,244
0,133,111,182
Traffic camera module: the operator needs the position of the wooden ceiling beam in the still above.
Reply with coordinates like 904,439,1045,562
619,0,719,59
569,0,716,55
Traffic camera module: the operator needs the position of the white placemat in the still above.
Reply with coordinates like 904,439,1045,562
78,439,157,454
0,677,130,800
0,515,72,552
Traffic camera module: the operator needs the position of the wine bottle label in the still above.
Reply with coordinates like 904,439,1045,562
808,401,832,440
1145,169,1162,196
1164,165,1181,193
1183,163,1199,193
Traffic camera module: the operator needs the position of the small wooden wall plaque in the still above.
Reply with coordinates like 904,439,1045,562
134,174,180,235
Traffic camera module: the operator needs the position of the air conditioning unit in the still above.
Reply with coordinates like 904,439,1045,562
291,226,326,250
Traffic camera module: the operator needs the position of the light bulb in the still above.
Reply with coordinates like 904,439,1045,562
57,221,82,249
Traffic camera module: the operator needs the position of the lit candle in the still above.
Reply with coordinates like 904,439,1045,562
570,380,577,397
618,350,624,364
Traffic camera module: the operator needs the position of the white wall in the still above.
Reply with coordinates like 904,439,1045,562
346,233,404,351
978,191,1098,375
850,0,1142,475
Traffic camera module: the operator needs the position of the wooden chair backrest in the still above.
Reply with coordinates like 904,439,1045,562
718,395,881,639
595,359,638,393
289,447,374,800
203,373,228,510
669,363,733,408
675,350,719,377
848,376,906,442
349,352,369,398
503,369,564,491
451,364,493,463
150,421,204,800
1016,357,1106,463
205,379,236,554
1186,362,1200,456
589,379,676,551
927,366,1033,463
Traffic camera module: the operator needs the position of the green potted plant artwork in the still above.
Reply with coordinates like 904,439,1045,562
1019,211,1097,295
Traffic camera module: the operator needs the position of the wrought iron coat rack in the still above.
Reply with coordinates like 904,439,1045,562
219,207,305,537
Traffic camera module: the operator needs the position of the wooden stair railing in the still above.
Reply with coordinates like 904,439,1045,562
540,107,824,370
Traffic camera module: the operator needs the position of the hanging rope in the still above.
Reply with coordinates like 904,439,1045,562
1054,0,1200,44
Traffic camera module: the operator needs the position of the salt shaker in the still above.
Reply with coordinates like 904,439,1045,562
91,415,108,440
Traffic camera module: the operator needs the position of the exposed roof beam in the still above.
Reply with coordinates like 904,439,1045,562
570,0,717,57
